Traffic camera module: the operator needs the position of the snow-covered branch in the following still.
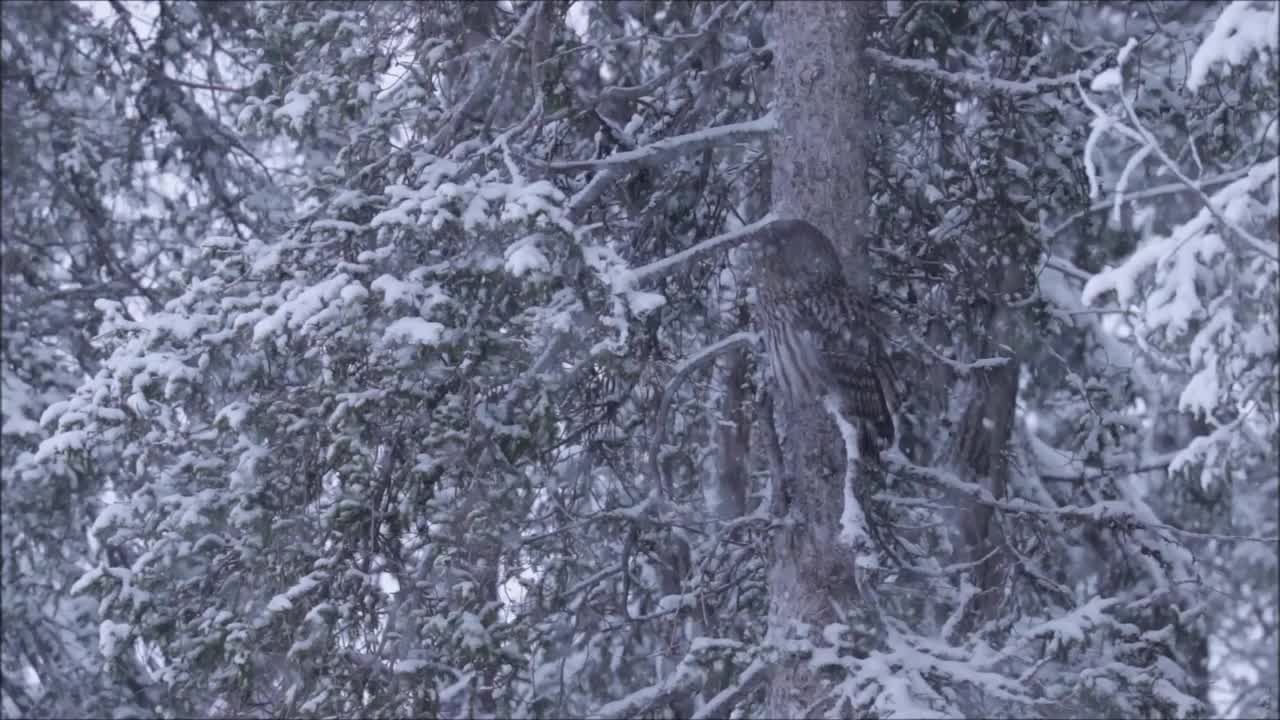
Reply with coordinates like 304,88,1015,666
691,657,770,720
883,451,1279,543
542,113,776,173
1077,42,1278,264
566,168,622,219
1115,80,1277,262
631,214,777,285
1080,160,1280,308
590,663,703,719
590,639,748,719
1043,167,1252,240
886,331,1012,374
825,394,871,552
867,48,1104,97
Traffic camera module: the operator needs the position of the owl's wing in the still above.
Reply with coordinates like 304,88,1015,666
816,294,897,448
823,335,896,447
769,279,897,448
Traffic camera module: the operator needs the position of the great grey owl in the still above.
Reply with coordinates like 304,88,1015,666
753,219,896,456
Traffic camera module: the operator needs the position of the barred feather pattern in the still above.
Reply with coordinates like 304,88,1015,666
755,220,896,451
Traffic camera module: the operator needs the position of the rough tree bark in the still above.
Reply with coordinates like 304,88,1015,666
763,2,877,716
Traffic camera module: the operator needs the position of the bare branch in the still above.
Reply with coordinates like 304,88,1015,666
598,2,732,104
160,75,247,94
1042,167,1251,240
1116,83,1278,262
650,332,760,496
883,328,1011,375
882,451,1279,543
1076,66,1278,262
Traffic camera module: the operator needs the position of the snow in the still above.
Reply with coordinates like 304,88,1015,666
1187,0,1279,91
547,113,777,172
370,203,416,228
1081,113,1110,199
265,573,324,621
454,612,490,651
251,274,350,343
14,7,1268,718
393,659,429,674
625,289,667,316
463,193,494,230
70,566,105,596
302,604,331,626
439,672,475,708
1113,144,1155,223
868,47,1083,97
825,394,871,551
37,400,71,429
500,180,567,227
383,317,445,346
1,409,39,438
1081,160,1276,340
33,428,88,463
630,214,776,284
504,235,551,277
97,619,131,658
1168,426,1228,479
657,593,691,612
1090,68,1122,93
1,371,43,436
298,690,329,714
1116,36,1141,67
214,401,250,430
1179,366,1221,422
339,281,369,303
1025,428,1086,478
272,90,315,131
370,274,420,307
1153,677,1204,718
311,219,364,233
377,571,400,596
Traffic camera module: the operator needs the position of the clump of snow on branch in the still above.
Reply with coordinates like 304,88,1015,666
383,317,446,347
504,234,551,278
1078,2,1278,545
824,394,871,552
581,242,667,355
1186,0,1279,91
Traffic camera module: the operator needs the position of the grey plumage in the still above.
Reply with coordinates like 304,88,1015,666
754,219,896,454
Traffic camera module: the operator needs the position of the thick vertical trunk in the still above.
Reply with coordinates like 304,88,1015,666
948,276,1024,632
769,3,874,274
710,347,751,521
765,3,876,716
942,170,1036,638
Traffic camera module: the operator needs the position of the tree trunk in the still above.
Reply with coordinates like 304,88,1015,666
764,3,877,716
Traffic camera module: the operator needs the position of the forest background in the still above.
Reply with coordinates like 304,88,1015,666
2,1,1276,717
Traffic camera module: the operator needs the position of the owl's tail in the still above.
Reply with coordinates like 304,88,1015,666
856,414,895,460
836,366,896,460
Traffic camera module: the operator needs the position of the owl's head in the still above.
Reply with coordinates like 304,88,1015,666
754,219,843,281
